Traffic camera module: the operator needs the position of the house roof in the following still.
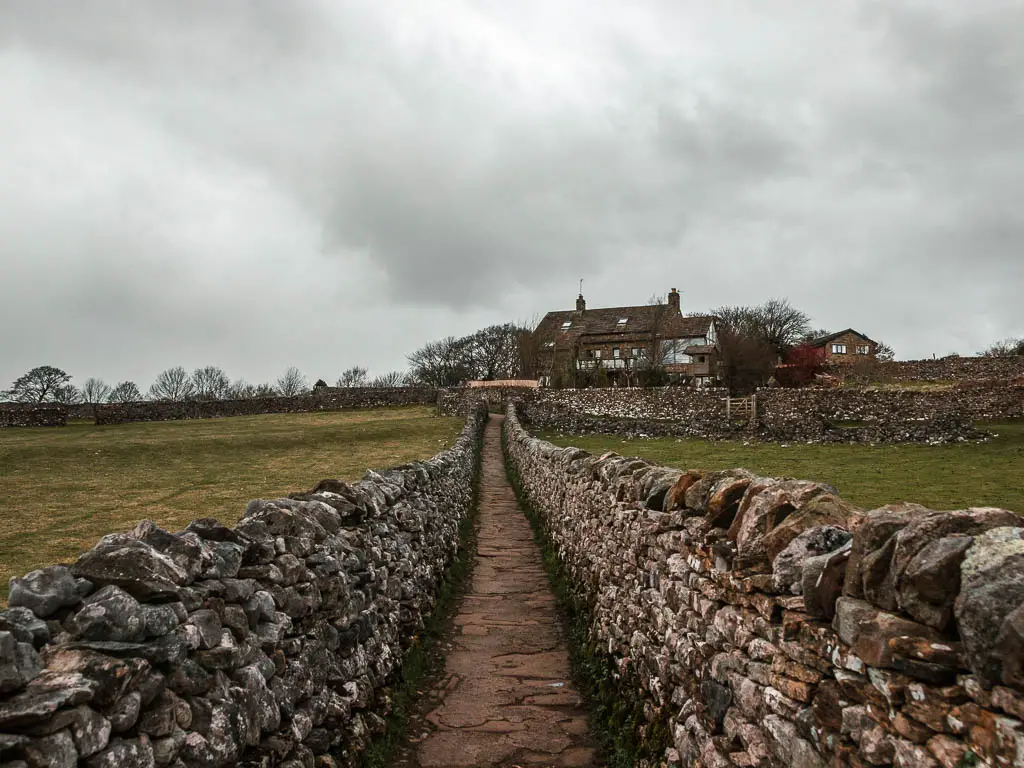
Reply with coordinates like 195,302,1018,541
807,328,878,347
535,304,715,343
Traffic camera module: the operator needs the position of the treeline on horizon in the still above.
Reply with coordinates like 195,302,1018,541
4,298,1022,405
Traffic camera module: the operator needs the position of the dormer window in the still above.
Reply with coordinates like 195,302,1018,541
561,321,572,329
617,318,628,325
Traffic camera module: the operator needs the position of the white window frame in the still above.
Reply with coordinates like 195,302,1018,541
832,343,847,354
561,321,572,329
593,349,602,359
855,345,870,355
617,317,628,325
613,347,620,358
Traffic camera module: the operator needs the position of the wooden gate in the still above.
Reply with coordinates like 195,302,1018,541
725,395,758,423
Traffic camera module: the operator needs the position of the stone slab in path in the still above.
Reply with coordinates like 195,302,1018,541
409,415,599,767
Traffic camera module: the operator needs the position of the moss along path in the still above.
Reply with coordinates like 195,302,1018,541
408,416,598,767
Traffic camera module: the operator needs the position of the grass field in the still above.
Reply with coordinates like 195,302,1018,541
0,406,462,600
538,420,1024,514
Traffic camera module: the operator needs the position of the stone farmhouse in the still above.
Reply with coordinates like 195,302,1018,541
807,328,878,363
534,288,720,387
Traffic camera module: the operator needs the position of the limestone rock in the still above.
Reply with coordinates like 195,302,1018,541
24,729,77,768
772,525,851,594
0,608,51,647
833,598,940,668
892,507,1023,630
85,735,155,768
762,492,857,562
8,565,82,618
65,585,145,642
74,537,189,601
731,479,833,565
801,542,852,619
954,526,1024,687
843,504,932,600
0,631,42,694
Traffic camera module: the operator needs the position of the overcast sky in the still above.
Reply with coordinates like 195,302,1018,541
2,1,1022,390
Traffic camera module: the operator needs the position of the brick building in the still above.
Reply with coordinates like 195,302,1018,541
534,288,720,387
807,328,878,363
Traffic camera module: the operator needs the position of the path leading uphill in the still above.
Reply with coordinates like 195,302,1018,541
409,415,598,767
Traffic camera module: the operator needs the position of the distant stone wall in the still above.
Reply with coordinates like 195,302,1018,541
504,385,1016,444
504,403,1024,768
522,387,734,439
0,403,487,767
0,404,68,428
852,357,1024,383
95,387,438,425
438,386,540,415
753,385,1024,443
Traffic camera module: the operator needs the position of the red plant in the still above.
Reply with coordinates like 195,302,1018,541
776,344,826,387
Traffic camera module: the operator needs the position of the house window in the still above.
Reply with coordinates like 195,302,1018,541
617,318,628,325
613,348,620,358
631,348,640,357
831,344,847,354
856,345,870,355
593,349,602,359
561,321,572,329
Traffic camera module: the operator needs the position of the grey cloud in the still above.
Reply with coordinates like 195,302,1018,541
0,0,1021,389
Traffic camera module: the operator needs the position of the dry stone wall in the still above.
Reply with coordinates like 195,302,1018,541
752,386,1023,444
453,383,1022,444
866,358,1024,384
94,388,438,425
0,403,486,768
0,405,68,428
504,404,1024,768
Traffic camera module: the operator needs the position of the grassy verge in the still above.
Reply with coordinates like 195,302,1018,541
0,406,463,600
536,419,1024,513
501,426,669,768
358,416,485,768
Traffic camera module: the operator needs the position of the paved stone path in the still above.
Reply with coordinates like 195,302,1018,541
410,415,598,767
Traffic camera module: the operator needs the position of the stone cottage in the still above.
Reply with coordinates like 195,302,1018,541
533,288,720,387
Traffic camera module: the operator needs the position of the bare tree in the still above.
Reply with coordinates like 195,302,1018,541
276,366,309,397
149,367,195,401
191,366,231,400
80,378,112,405
108,381,142,403
981,337,1024,357
337,366,369,388
371,371,407,387
229,379,258,399
254,383,279,397
716,325,779,395
756,298,812,352
407,336,473,387
51,384,83,404
464,324,523,380
715,299,810,355
4,366,73,403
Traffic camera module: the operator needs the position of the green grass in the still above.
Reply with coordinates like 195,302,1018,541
536,420,1024,514
0,406,462,599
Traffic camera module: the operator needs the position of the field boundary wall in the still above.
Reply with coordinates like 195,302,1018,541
0,403,487,766
504,402,1024,768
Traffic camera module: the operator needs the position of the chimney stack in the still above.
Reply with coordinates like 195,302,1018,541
576,293,586,312
668,288,680,311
